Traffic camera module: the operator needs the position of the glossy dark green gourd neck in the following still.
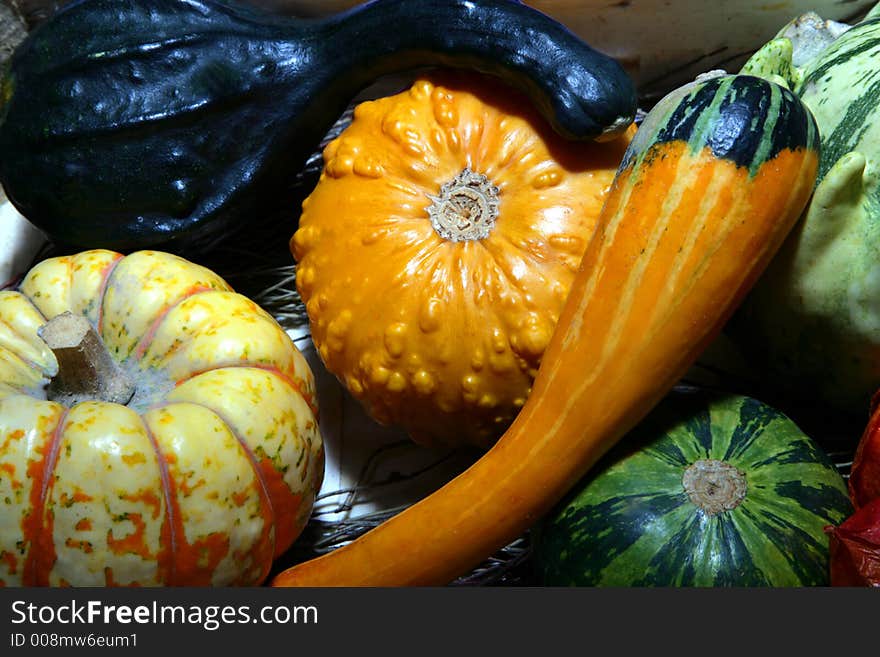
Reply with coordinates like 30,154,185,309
315,0,637,141
0,0,637,250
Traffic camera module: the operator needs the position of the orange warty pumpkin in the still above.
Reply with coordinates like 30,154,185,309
291,73,634,448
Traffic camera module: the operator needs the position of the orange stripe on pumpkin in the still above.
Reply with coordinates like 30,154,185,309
21,408,66,586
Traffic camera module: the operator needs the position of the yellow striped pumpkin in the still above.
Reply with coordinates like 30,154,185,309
0,250,323,586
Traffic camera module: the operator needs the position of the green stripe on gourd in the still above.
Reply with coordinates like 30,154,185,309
799,27,880,185
534,391,852,587
798,20,880,92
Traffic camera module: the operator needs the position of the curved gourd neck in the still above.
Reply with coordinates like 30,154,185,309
307,0,635,141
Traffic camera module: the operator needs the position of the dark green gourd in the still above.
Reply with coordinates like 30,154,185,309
0,0,637,250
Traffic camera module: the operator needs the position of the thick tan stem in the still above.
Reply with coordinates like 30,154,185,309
38,311,135,406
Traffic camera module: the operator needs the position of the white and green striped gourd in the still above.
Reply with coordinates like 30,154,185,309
733,2,880,416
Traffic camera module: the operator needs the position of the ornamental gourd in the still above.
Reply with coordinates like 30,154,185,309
0,0,636,250
291,73,635,448
273,74,820,586
0,250,323,586
731,4,880,415
535,390,853,587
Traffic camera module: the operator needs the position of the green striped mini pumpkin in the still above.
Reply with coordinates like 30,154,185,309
534,390,853,587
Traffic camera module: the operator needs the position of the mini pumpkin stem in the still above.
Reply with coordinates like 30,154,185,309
38,311,135,406
427,167,500,242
